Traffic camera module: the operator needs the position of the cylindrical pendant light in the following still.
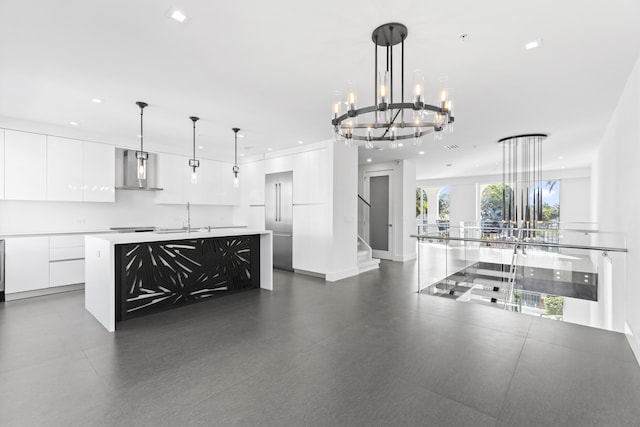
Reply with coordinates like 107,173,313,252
189,116,200,184
135,102,149,181
232,128,240,188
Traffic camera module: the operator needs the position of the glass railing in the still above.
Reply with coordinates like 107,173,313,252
413,225,627,332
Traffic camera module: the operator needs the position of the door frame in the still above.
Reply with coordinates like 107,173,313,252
364,169,394,260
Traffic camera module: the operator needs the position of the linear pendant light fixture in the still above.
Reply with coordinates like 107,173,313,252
330,23,455,149
232,127,240,188
499,133,548,233
189,116,200,184
135,102,149,180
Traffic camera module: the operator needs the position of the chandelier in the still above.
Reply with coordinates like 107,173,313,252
499,133,548,228
331,23,455,148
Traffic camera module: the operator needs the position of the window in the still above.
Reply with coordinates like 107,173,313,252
480,184,513,234
415,188,428,222
437,186,450,230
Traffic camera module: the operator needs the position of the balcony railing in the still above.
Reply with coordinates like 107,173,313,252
412,224,627,331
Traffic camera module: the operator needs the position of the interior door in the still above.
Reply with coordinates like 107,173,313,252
365,170,393,260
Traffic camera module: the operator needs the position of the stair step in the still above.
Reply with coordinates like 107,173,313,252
466,268,512,279
358,258,380,273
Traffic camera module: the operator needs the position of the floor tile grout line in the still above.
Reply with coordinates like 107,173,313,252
494,318,533,423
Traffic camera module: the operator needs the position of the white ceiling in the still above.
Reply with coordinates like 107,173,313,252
1,0,639,179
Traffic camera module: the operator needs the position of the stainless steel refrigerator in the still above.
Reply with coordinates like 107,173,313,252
265,171,293,271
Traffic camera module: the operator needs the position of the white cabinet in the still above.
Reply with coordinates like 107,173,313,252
243,161,265,206
155,153,187,204
209,159,240,205
293,149,329,205
49,235,85,287
5,237,50,294
47,136,84,201
155,154,240,205
4,130,47,200
0,129,5,199
83,141,115,202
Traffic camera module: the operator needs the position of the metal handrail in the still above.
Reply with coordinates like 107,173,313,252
358,194,371,208
411,234,627,253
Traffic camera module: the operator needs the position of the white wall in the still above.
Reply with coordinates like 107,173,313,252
327,142,359,279
402,161,417,260
0,191,234,234
449,183,478,227
591,53,640,360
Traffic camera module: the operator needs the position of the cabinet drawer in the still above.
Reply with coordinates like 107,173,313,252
50,246,85,261
50,235,85,248
49,259,85,287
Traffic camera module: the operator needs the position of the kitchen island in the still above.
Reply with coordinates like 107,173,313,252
85,229,272,332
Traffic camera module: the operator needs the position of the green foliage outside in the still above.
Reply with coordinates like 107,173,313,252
415,188,428,219
481,184,512,223
545,296,564,316
438,190,450,221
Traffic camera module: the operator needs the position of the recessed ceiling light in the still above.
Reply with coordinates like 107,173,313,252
419,151,425,155
197,145,204,150
70,121,79,126
267,148,273,151
367,158,372,162
398,143,404,147
239,134,245,138
170,9,187,23
376,147,384,151
244,146,253,150
137,134,142,138
446,163,452,167
91,98,103,103
239,153,245,157
558,156,564,160
298,141,304,144
524,39,542,50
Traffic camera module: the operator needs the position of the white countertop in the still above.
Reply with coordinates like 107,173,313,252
87,228,271,244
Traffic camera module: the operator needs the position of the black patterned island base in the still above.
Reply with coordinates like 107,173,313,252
116,235,260,321
84,230,273,331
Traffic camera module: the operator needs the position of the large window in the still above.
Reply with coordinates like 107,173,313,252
479,180,560,229
416,188,428,222
480,184,513,231
437,186,450,231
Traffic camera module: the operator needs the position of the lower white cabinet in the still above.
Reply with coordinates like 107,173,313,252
5,234,86,295
5,237,50,293
49,235,85,287
49,259,84,287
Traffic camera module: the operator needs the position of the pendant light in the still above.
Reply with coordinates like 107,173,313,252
135,102,149,181
232,127,240,188
189,116,200,184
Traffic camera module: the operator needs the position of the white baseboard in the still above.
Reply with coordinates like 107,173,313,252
6,283,84,301
625,322,640,367
393,253,417,262
325,267,360,282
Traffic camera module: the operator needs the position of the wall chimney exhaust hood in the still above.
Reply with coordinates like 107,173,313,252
115,149,163,191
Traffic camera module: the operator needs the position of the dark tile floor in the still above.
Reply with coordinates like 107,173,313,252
1,260,639,426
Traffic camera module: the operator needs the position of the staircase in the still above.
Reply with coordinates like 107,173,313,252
357,236,380,273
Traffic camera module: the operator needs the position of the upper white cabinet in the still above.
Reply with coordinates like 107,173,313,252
293,149,329,205
0,129,5,199
83,141,115,202
243,161,265,205
155,154,239,205
47,136,83,201
4,130,47,200
155,153,187,204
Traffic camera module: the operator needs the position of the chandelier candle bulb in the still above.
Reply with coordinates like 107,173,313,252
412,70,425,104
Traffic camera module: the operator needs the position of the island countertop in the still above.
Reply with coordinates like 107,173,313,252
87,228,271,244
85,229,273,332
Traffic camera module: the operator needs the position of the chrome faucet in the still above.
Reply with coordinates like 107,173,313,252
186,202,191,233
